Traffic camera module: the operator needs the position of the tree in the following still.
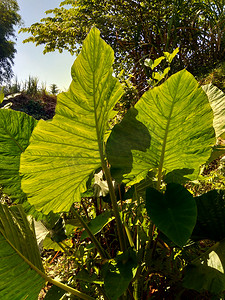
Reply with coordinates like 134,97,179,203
50,83,59,95
20,0,225,96
0,0,21,84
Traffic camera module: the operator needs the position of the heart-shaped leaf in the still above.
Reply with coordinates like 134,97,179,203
146,183,197,247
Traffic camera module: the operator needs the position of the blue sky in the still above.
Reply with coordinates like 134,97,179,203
13,0,75,91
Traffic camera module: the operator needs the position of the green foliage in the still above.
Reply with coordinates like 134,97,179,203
20,28,123,214
103,248,137,300
0,109,38,202
1,27,225,299
146,183,197,247
192,190,225,241
0,203,45,299
202,83,225,139
50,83,59,95
0,0,21,84
183,239,225,295
19,0,225,95
81,211,114,240
107,69,215,185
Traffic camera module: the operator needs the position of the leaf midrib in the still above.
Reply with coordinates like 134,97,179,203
92,39,105,165
157,95,176,189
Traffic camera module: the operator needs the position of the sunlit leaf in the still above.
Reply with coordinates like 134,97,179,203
163,47,179,63
107,70,215,184
202,83,225,139
20,27,123,214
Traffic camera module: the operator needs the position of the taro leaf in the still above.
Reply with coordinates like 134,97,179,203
146,183,197,247
45,285,65,300
0,108,56,224
0,203,45,299
192,190,225,241
103,248,137,300
202,84,225,139
20,27,123,214
0,109,37,202
81,211,114,240
107,70,215,185
183,239,225,294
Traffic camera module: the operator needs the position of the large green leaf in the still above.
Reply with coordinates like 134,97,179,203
146,183,197,247
0,109,37,202
183,239,225,294
107,70,215,184
202,84,225,139
0,203,45,299
20,27,123,214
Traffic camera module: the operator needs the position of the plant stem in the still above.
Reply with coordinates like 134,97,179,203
71,206,109,259
124,221,135,248
103,162,127,252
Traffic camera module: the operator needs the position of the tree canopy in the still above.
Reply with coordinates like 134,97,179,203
0,0,21,84
20,0,225,95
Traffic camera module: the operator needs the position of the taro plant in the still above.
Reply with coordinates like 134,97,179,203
1,27,225,299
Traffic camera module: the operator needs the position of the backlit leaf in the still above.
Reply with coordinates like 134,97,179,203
108,70,215,184
20,27,123,214
202,84,225,139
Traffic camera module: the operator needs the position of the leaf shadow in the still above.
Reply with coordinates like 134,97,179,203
106,108,151,182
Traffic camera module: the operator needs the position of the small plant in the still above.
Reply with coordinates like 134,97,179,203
50,83,59,95
1,28,225,300
144,47,179,87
